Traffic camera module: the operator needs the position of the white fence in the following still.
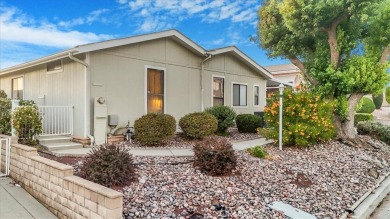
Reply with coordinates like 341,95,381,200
39,106,74,136
0,136,11,177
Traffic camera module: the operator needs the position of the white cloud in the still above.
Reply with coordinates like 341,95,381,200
0,7,113,48
211,38,224,45
58,9,110,28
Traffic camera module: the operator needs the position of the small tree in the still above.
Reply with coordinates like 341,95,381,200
12,105,42,145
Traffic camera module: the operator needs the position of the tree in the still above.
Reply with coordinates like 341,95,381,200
257,0,390,144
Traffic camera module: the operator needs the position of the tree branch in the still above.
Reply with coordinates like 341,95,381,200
325,14,347,68
287,55,318,85
379,46,390,64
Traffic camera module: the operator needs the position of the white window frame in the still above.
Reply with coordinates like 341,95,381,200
46,60,63,74
211,75,225,106
231,82,248,108
253,84,260,107
11,76,24,100
144,65,167,114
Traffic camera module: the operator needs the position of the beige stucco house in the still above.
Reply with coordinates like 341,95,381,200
0,30,272,144
265,63,302,95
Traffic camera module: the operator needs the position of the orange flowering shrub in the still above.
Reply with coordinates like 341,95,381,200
260,90,335,147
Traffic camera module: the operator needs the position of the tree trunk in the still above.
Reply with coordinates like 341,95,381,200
334,93,365,141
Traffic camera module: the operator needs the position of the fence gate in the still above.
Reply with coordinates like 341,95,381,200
0,136,11,177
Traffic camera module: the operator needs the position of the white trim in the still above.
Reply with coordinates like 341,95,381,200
211,75,225,107
144,65,167,114
11,75,24,100
84,53,90,137
253,84,260,107
46,59,64,74
231,82,248,108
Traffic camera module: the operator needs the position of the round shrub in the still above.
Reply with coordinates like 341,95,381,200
81,145,137,187
357,121,390,145
372,93,383,109
354,113,374,126
179,112,217,139
260,90,335,147
356,97,375,113
12,105,42,145
246,145,268,159
236,114,263,133
134,113,176,145
204,106,236,134
193,136,237,176
386,87,390,104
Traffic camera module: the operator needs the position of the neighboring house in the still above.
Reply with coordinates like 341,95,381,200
264,63,302,95
0,30,273,145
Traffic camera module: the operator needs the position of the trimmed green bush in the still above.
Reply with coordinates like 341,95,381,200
205,106,236,134
386,87,390,104
134,113,176,145
12,105,42,146
179,112,217,139
0,90,6,98
356,97,375,113
260,90,335,147
372,93,383,109
246,146,268,159
81,145,137,187
357,121,390,145
193,136,237,176
354,113,373,126
236,114,263,133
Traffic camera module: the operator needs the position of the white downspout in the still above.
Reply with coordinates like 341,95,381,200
201,54,212,111
68,52,89,67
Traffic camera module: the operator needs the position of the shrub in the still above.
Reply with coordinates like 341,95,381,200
386,87,390,104
134,113,176,145
357,121,390,145
356,97,375,113
0,90,6,98
179,112,217,139
236,114,263,133
246,146,268,159
12,105,42,145
0,98,11,135
260,90,335,147
354,113,373,126
81,145,137,187
193,136,237,176
204,106,236,134
372,93,383,109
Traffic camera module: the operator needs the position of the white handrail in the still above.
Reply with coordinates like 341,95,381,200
39,106,74,136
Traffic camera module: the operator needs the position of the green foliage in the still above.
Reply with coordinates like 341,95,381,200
179,112,217,139
246,146,268,159
236,114,263,133
12,105,42,145
0,90,6,98
357,121,390,145
0,98,11,135
193,136,237,176
354,113,374,126
372,93,384,109
81,145,137,187
204,106,236,134
356,97,376,113
334,96,349,121
260,90,335,147
134,113,176,145
386,87,390,104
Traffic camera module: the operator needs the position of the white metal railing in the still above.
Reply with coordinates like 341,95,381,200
0,136,11,177
39,106,74,136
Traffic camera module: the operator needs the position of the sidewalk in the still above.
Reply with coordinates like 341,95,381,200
52,138,273,157
0,177,57,219
373,106,390,126
370,193,390,219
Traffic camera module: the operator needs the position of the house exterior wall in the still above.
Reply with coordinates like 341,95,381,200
89,38,267,132
0,59,86,137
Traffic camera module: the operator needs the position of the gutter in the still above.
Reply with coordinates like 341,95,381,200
200,54,212,111
68,52,89,67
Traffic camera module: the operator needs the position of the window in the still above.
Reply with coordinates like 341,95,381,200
254,85,260,106
213,77,224,106
147,68,164,113
12,77,23,100
47,60,62,73
233,83,247,106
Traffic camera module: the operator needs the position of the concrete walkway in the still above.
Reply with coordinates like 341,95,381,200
52,138,273,157
0,177,57,219
373,106,390,126
371,193,390,219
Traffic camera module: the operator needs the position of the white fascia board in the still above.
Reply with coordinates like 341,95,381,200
207,46,273,80
0,49,77,76
267,78,293,87
76,29,206,56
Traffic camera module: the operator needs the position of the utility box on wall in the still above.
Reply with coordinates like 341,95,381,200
93,97,107,145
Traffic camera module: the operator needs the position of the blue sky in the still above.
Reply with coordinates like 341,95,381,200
0,0,289,69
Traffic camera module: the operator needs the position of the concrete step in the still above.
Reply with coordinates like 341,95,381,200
40,142,83,151
37,135,72,144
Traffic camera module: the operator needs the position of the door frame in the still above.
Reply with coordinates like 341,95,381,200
144,65,167,114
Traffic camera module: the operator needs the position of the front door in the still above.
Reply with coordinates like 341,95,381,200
147,68,164,113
